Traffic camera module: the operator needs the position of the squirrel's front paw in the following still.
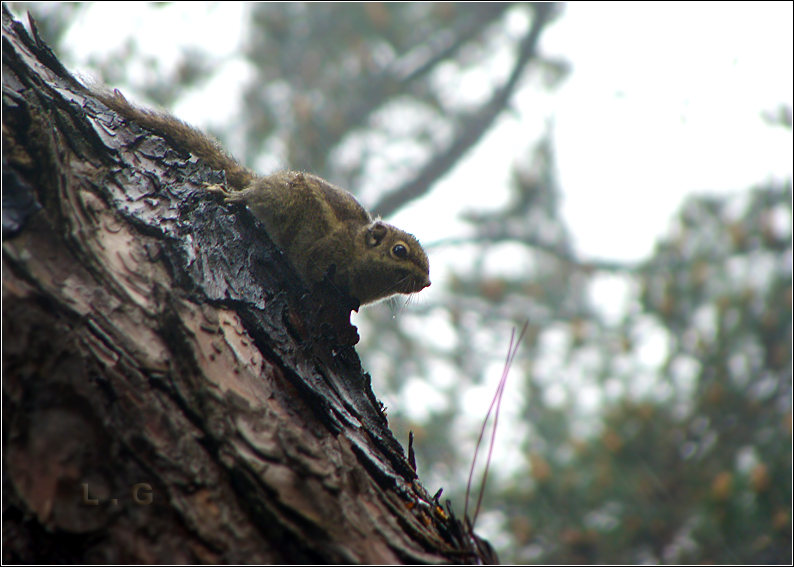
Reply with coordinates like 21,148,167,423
205,183,250,205
204,183,231,197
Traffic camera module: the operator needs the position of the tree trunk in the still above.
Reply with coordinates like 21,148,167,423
2,8,484,564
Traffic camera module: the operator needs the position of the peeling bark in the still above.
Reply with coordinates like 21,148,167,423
2,8,486,564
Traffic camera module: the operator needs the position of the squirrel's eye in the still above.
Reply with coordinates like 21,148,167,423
392,244,408,258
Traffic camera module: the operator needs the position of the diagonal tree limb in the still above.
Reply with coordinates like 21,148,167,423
305,3,519,175
372,2,559,218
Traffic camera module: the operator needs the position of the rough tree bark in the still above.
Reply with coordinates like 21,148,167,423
2,9,488,564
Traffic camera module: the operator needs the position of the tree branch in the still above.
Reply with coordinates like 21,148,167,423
373,2,558,218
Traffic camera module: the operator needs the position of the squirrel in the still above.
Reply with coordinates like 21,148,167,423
92,89,430,307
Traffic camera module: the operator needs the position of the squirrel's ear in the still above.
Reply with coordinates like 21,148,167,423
365,221,389,247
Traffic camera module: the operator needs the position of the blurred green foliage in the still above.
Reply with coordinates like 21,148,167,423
13,2,790,563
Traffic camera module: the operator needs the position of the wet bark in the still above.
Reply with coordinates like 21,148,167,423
2,8,483,564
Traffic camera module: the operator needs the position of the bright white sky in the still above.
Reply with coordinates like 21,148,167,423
400,1,793,262
544,1,793,261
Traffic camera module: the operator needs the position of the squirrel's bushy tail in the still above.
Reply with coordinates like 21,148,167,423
92,88,254,190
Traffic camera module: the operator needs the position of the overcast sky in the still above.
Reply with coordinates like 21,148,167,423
405,1,793,261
